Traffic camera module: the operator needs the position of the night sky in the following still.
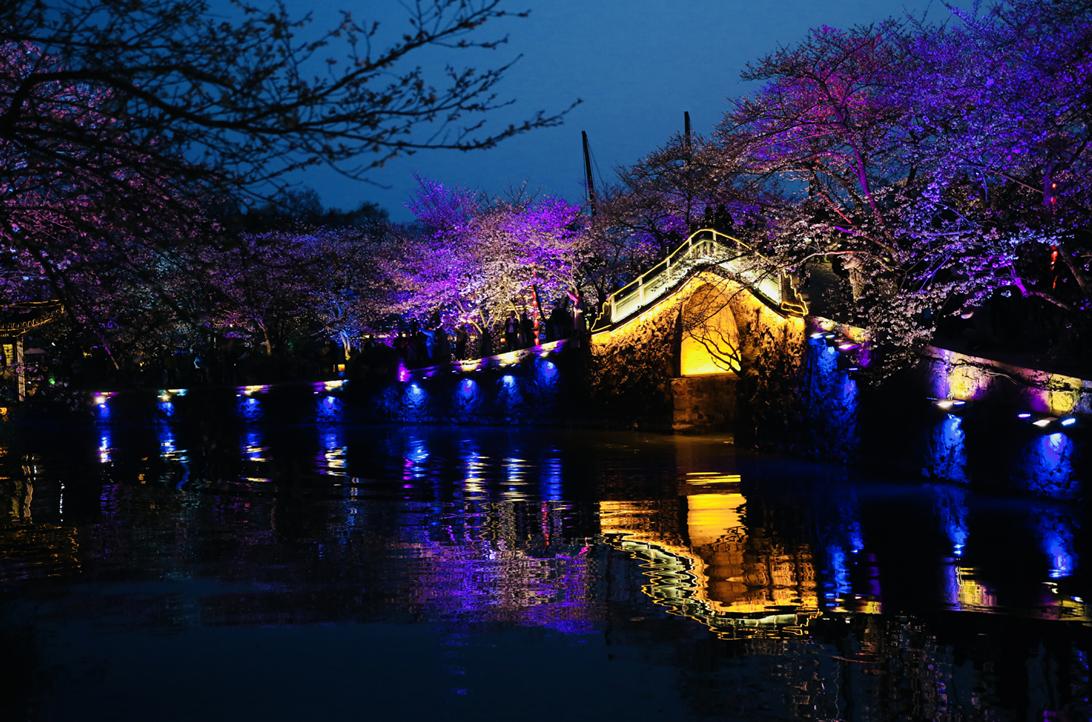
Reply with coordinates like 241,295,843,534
275,0,969,219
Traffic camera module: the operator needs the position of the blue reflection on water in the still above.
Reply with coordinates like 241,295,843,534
459,437,486,500
1023,432,1076,498
1038,507,1076,580
402,432,430,485
243,429,266,462
97,431,112,465
318,424,347,478
932,484,969,558
540,453,563,501
159,425,176,456
847,520,864,556
821,492,865,607
156,417,190,488
824,544,851,605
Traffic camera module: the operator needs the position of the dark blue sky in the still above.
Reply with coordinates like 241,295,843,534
280,0,967,219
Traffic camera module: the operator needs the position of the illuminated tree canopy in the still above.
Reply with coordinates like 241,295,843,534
1,0,569,359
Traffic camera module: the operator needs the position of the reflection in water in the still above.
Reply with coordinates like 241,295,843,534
402,432,430,489
318,425,348,478
97,431,112,465
240,425,271,484
460,438,486,501
600,489,819,638
1039,506,1076,581
935,482,997,614
933,484,969,559
156,413,190,489
0,401,1088,721
540,452,562,502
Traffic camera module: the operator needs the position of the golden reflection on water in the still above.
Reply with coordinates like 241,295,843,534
600,485,820,639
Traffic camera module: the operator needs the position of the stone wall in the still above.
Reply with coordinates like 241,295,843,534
923,345,1092,417
588,283,683,428
368,351,585,425
671,375,738,432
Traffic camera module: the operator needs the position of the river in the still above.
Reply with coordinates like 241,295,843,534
0,389,1088,720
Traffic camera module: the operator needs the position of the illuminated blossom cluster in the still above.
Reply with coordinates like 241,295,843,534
595,1,1092,367
388,178,589,335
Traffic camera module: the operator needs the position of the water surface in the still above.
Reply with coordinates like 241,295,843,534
1,390,1088,720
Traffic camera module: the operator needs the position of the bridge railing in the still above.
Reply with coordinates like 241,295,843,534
592,229,806,331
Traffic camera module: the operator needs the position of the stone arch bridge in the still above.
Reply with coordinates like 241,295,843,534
395,226,1089,445
588,228,808,430
395,228,810,430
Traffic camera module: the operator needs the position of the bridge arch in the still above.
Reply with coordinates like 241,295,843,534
587,230,808,429
680,282,741,376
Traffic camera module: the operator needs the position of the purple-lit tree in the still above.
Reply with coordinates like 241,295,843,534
712,2,1092,367
1,0,572,362
902,0,1092,306
590,130,777,308
388,178,589,337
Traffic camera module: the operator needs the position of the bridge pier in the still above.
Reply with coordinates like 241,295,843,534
671,375,738,432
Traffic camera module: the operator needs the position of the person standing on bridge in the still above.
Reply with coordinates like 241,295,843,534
519,310,534,348
454,326,469,360
504,311,520,351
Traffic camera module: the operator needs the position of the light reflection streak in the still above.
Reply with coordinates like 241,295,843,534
98,432,112,465
600,495,819,638
1038,507,1076,581
318,426,348,478
157,417,190,488
460,439,486,500
402,433,430,485
540,453,562,501
243,429,267,463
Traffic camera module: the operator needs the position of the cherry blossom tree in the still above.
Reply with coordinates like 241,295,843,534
207,226,388,359
1,0,572,362
710,2,1092,368
387,178,589,337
